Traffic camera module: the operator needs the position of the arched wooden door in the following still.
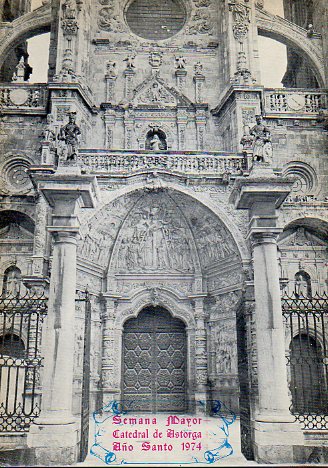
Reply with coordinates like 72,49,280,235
122,307,187,413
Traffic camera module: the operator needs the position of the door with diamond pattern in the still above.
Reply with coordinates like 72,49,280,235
122,307,187,412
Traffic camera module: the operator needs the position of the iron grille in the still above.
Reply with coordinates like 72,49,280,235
0,291,47,432
282,292,328,430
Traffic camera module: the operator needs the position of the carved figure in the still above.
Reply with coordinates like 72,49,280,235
150,133,161,151
42,114,56,143
124,55,135,70
116,201,193,273
5,269,21,296
194,61,203,76
149,52,163,69
240,125,254,151
175,56,186,69
250,115,273,163
106,60,118,78
58,112,81,160
62,0,76,19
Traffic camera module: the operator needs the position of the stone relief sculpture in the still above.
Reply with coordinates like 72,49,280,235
58,112,81,161
215,324,237,374
115,202,194,273
250,115,273,163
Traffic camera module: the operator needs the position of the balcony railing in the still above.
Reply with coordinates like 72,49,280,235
0,83,48,114
263,89,327,116
78,150,247,176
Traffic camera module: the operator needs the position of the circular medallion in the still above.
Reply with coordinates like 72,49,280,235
10,89,29,106
4,159,32,193
125,0,186,40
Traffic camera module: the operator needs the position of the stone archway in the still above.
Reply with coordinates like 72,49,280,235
122,306,187,413
77,184,247,414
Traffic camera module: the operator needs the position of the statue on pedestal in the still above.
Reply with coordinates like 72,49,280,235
250,115,273,163
58,112,81,161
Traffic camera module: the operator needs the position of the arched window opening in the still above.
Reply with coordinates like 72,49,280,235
0,333,25,359
145,129,168,151
0,32,50,83
26,32,50,83
290,334,325,413
258,36,319,88
2,266,22,297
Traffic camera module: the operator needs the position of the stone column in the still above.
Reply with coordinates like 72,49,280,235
27,170,98,466
124,69,135,101
101,295,121,405
124,108,135,149
193,73,205,104
104,109,116,149
177,108,188,150
175,68,187,92
195,107,207,151
191,295,209,414
231,165,304,463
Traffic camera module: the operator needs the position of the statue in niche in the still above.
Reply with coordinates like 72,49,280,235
150,134,161,151
295,271,312,298
175,56,186,69
58,112,81,161
250,115,273,163
3,267,21,297
146,129,167,151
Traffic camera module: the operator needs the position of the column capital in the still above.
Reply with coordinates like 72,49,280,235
249,229,282,247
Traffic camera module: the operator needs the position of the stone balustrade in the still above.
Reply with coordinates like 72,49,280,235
263,88,327,116
77,150,247,176
0,83,48,114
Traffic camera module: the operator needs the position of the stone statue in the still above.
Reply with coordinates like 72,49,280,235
240,124,254,151
5,269,21,296
42,114,56,143
250,115,273,163
58,112,81,161
106,60,118,79
150,133,161,151
124,55,135,70
194,61,203,76
62,0,76,19
295,272,310,298
175,56,186,69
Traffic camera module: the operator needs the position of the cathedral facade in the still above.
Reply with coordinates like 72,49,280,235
0,0,327,465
